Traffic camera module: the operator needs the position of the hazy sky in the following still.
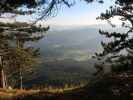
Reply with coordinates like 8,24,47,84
4,0,116,26
43,0,115,26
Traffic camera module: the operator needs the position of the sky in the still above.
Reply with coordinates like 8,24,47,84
42,0,115,26
0,0,117,26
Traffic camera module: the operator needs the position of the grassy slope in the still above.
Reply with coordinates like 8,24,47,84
1,72,133,100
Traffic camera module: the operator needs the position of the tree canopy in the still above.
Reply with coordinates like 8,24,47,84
0,0,103,24
94,0,133,72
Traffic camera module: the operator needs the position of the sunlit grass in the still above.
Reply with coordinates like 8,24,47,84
38,81,88,94
0,81,88,98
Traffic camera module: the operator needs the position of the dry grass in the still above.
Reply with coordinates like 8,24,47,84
0,88,39,98
0,83,88,99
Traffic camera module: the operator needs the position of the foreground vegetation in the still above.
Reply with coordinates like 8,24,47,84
0,82,88,100
0,71,132,100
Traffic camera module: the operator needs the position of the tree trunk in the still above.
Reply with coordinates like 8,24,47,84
20,68,23,89
4,73,7,88
17,40,24,89
0,56,7,89
1,69,6,89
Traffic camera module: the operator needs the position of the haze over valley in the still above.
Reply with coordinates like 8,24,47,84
25,25,106,86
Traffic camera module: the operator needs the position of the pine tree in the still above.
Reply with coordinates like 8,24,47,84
0,21,50,89
95,0,133,73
